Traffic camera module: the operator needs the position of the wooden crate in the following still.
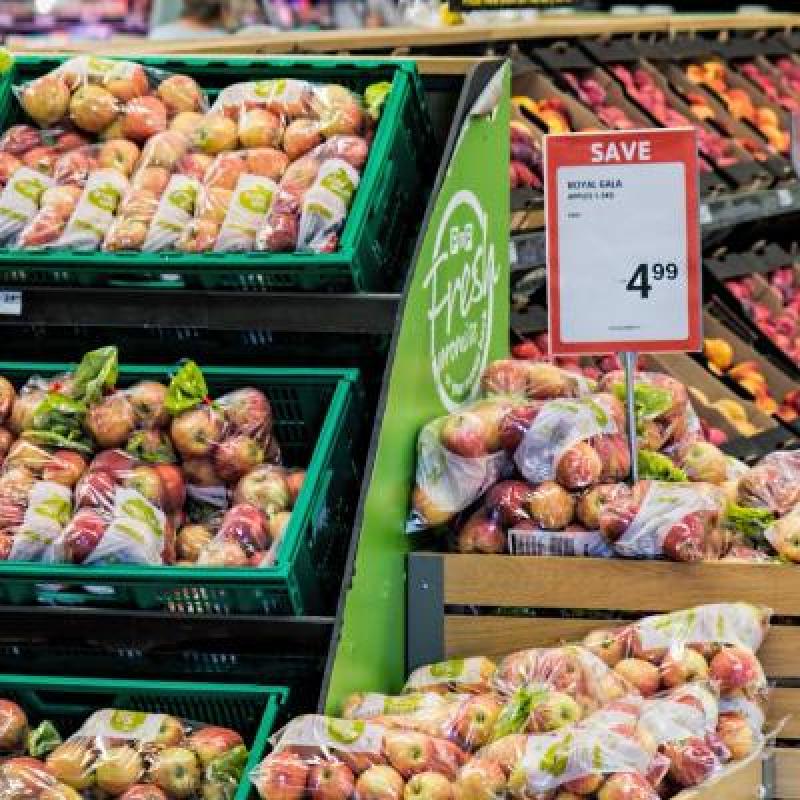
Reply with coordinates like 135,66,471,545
407,553,798,799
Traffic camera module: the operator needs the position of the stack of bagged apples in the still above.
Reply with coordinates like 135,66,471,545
407,352,800,563
0,346,306,569
252,602,770,800
0,55,384,254
0,697,249,799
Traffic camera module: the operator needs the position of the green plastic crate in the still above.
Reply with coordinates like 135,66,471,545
0,361,362,615
0,55,435,292
0,673,287,800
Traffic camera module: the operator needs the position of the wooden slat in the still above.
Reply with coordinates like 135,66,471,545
444,616,800,679
769,689,800,740
441,554,800,615
776,748,800,799
673,756,763,800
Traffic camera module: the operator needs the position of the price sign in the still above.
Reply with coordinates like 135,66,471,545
545,129,701,355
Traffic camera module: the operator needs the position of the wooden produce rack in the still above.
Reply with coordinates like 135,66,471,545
408,553,800,799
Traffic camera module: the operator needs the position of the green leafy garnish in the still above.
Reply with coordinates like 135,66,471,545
27,720,61,757
207,744,249,784
491,686,548,741
365,81,392,120
612,383,673,421
69,345,118,405
126,429,176,464
23,392,92,453
166,359,208,416
637,450,687,482
724,503,775,541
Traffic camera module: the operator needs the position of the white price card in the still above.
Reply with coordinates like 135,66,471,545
545,129,701,355
0,290,21,316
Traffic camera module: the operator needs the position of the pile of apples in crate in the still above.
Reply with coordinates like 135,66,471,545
0,696,249,798
725,268,800,370
254,602,769,800
0,55,385,254
408,347,800,563
0,346,306,568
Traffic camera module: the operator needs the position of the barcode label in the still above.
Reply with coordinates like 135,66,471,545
0,290,21,316
508,528,613,558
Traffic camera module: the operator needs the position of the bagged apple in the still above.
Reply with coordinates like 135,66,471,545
342,691,502,753
16,56,207,136
0,166,55,245
737,450,800,515
481,359,594,402
600,480,725,561
407,398,515,532
404,657,497,696
0,699,30,755
478,707,667,800
763,506,800,562
514,394,629,490
252,714,469,800
19,167,129,251
44,707,247,799
0,756,65,799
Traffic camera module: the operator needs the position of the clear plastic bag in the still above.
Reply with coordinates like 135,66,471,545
481,359,594,401
404,658,497,696
737,450,800,515
514,394,628,490
0,166,55,245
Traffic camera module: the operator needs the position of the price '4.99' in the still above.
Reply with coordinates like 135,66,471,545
626,262,679,299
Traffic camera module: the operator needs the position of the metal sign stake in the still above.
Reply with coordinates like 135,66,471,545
622,351,638,483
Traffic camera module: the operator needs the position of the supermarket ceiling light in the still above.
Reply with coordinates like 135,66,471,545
35,0,57,13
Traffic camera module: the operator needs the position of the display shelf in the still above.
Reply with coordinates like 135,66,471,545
0,287,401,334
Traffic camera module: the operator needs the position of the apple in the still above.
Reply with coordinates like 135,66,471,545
0,124,42,155
479,734,526,773
132,166,171,194
207,152,246,191
182,456,222,487
268,510,292,548
614,658,661,696
428,739,467,781
663,737,716,787
213,435,265,483
717,712,753,760
528,481,575,530
5,438,50,473
124,464,164,505
234,465,290,515
239,108,283,149
355,765,405,800
42,449,88,487
69,85,119,133
219,503,269,554
122,380,168,428
193,114,238,155
385,730,433,778
157,74,203,114
456,508,506,555
95,745,143,795
154,715,185,747
119,786,169,800
456,758,505,800
218,387,272,436
596,772,659,800
63,508,107,563
46,741,96,790
0,698,27,751
660,648,710,688
86,394,136,448
91,449,136,478
484,480,532,527
451,694,501,749
171,111,205,137
285,470,305,505
177,218,220,252
440,413,489,458
283,118,323,160
149,746,201,798
22,145,59,176
709,646,762,692
662,513,707,562
186,726,243,766
197,538,248,567
40,784,85,800
1,756,56,794
411,486,452,528
176,524,213,562
528,691,583,733
555,441,603,490
404,771,452,800
74,468,114,510
171,407,224,458
122,96,168,141
153,464,186,511
254,752,310,800
308,762,356,800
99,139,141,177
175,151,213,180
0,427,12,460
20,75,71,126
583,629,626,668
0,152,20,186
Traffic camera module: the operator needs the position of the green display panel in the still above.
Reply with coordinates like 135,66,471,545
324,61,511,712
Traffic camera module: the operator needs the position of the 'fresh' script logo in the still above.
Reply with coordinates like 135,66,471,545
425,189,497,412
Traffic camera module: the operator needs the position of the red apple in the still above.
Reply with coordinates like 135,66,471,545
219,503,269,554
63,508,107,563
451,694,501,750
182,457,222,488
484,480,533,526
384,731,433,778
213,434,265,483
456,508,506,555
176,524,213,562
42,449,88,488
709,646,761,692
662,513,707,562
20,75,71,127
170,407,224,458
403,771,452,800
74,469,116,510
614,658,661,696
86,394,136,449
716,712,754,760
254,752,310,800
583,628,626,668
233,465,290,515
91,449,136,478
663,737,717,787
285,470,305,505
0,699,27,751
456,758,505,800
119,786,169,800
126,380,168,428
307,762,355,800
185,726,243,766
440,413,489,458
219,387,272,437
0,124,41,156
69,85,119,133
122,96,168,141
157,75,203,114
596,772,659,800
8,388,45,435
124,465,165,507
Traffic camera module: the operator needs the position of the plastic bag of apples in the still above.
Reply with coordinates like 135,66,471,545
252,715,470,800
15,55,207,140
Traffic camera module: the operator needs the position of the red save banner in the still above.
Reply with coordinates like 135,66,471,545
545,128,701,356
